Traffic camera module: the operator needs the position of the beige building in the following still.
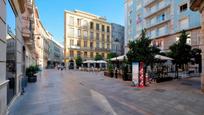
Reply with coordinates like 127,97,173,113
0,0,9,114
33,7,51,69
0,0,34,114
190,0,204,92
64,10,112,67
22,0,36,68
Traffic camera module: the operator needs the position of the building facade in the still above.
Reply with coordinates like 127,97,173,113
22,0,36,68
64,10,112,67
0,0,9,114
111,23,125,56
48,38,64,68
124,0,201,53
190,0,204,92
33,7,51,69
0,0,34,114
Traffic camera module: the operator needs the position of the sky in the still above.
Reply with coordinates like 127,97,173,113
35,0,124,44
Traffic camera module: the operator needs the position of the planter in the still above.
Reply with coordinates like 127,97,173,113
104,71,113,78
22,77,28,87
156,77,173,83
28,75,37,83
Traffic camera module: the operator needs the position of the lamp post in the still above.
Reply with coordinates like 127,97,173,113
114,39,119,67
114,39,119,78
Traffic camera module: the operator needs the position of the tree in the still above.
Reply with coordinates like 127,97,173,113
190,48,202,73
107,52,117,59
126,29,160,65
126,29,160,85
95,53,103,60
168,30,192,77
75,56,82,68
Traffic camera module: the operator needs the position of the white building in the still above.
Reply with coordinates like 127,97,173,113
111,23,125,56
124,0,201,53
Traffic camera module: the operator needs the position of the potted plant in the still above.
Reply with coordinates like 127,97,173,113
108,64,113,77
26,65,40,83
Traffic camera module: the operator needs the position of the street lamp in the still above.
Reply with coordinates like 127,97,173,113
114,39,119,79
114,39,119,68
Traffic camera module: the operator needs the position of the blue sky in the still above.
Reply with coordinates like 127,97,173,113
35,0,124,44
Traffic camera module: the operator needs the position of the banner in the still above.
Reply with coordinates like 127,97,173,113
132,62,139,86
139,62,144,87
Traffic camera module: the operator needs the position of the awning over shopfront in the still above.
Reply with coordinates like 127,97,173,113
83,60,96,63
155,55,174,60
96,60,107,64
110,55,127,61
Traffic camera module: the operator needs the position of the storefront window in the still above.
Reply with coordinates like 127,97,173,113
6,0,17,105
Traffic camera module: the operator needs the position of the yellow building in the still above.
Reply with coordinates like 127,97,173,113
64,10,111,66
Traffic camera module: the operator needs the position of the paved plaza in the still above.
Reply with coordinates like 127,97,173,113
9,69,204,115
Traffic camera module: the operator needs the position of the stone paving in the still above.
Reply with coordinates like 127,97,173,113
8,69,204,115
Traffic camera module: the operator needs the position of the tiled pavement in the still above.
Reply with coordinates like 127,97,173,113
8,69,204,115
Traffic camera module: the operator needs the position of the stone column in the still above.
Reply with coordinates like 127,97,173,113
201,10,204,92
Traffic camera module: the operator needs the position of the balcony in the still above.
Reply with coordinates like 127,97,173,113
25,38,34,49
26,0,33,13
145,2,170,18
190,0,202,12
148,28,169,39
146,15,170,30
95,47,110,52
22,16,31,39
144,0,157,7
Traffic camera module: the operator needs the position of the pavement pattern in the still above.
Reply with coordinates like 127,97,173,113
8,69,204,115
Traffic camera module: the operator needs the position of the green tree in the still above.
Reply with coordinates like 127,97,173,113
107,52,117,59
75,56,82,68
168,30,192,77
126,29,160,65
190,48,202,73
126,29,160,85
95,53,103,60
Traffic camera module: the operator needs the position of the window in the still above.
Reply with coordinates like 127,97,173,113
69,16,74,25
90,42,93,48
77,19,81,26
68,28,74,37
107,26,110,32
84,41,87,47
77,40,81,47
179,18,189,30
96,33,100,40
90,22,94,29
70,39,74,46
77,51,81,56
180,3,188,12
96,23,100,30
83,20,88,29
78,29,81,37
107,44,110,49
150,29,157,38
70,50,74,57
84,31,88,39
158,13,165,22
158,26,166,36
102,43,105,48
187,38,191,45
96,42,99,48
90,32,94,39
102,53,104,58
102,25,105,32
107,35,110,42
90,52,93,58
84,52,87,57
102,34,105,41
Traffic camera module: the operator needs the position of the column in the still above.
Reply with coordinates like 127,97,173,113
0,0,9,114
201,10,204,92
